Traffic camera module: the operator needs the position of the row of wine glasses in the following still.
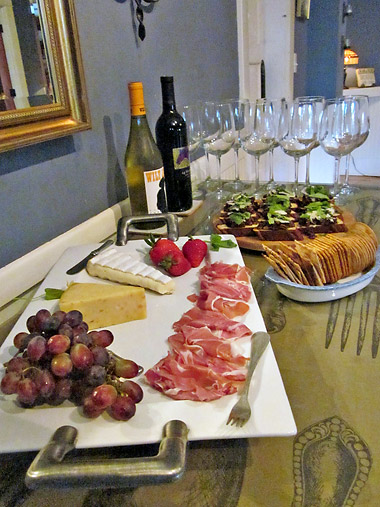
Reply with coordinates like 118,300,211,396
180,94,369,200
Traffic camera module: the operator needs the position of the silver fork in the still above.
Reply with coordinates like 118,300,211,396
226,331,270,427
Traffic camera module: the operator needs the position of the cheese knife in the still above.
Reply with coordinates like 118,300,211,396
66,240,113,275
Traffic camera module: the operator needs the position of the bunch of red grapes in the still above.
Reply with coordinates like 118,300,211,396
1,308,143,421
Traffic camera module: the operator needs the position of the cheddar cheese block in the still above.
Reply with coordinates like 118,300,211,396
59,283,146,329
86,248,175,295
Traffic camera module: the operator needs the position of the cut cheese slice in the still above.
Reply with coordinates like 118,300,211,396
59,283,146,329
86,248,175,295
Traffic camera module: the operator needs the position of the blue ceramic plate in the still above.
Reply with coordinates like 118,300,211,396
265,247,380,303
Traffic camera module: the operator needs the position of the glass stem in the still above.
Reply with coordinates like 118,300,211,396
233,148,240,182
254,156,260,191
294,156,300,192
268,149,274,183
333,157,341,196
216,155,222,192
305,152,311,186
343,154,351,188
205,150,210,181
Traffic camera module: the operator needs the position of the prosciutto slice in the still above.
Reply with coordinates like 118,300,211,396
199,262,252,302
188,290,250,318
173,307,251,340
145,354,242,401
145,261,254,402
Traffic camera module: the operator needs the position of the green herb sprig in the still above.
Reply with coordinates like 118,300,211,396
208,234,237,251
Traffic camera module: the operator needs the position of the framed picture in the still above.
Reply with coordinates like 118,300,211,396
356,68,376,87
296,0,311,19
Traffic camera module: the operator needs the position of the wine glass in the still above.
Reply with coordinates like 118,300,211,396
278,98,318,194
262,98,286,192
295,95,325,187
319,97,361,196
199,101,219,192
201,102,236,199
180,103,203,199
241,99,276,195
222,98,249,192
339,95,370,197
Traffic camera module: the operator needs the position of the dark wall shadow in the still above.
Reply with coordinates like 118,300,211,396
103,115,128,207
0,136,76,176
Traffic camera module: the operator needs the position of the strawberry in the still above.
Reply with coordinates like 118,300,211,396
145,235,180,266
182,237,208,267
159,250,191,276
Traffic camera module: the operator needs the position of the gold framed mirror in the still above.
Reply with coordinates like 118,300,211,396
0,0,91,152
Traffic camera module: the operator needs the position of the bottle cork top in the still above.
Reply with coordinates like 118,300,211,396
128,81,146,116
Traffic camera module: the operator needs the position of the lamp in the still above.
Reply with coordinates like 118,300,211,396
344,42,359,88
344,48,359,65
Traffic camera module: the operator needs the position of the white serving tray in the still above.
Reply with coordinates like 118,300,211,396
0,235,296,453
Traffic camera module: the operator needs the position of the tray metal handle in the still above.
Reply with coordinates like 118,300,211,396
25,420,188,489
116,213,179,246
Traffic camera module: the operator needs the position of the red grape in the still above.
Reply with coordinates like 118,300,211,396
108,396,136,421
63,310,83,328
17,378,38,405
40,315,61,335
51,353,73,377
58,323,74,340
119,380,144,403
82,395,104,418
52,310,66,325
6,356,30,374
1,372,21,394
13,332,29,350
70,343,94,370
47,334,71,354
35,309,51,332
26,315,37,333
27,335,47,362
92,346,109,366
91,384,117,409
35,369,55,398
54,378,72,401
114,358,140,378
72,322,89,337
86,365,106,386
72,333,93,347
89,330,113,348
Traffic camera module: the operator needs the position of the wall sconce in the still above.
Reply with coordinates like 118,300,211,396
133,0,160,41
296,0,311,20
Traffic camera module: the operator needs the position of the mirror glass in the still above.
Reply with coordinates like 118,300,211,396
0,0,90,152
0,0,56,111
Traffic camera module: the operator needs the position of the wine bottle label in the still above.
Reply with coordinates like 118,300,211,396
144,166,166,213
172,146,190,170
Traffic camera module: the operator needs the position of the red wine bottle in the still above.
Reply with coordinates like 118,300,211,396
155,76,193,212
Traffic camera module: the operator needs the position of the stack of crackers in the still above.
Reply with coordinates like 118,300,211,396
263,222,378,286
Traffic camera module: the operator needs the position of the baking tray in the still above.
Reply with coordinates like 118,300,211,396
0,235,296,453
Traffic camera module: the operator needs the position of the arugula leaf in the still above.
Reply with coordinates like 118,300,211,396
228,211,251,225
305,185,330,200
208,234,237,251
44,288,64,300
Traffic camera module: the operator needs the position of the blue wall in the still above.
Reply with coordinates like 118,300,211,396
0,0,239,267
294,0,345,98
347,0,380,84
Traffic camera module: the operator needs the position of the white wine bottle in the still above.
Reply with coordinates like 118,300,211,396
125,82,167,216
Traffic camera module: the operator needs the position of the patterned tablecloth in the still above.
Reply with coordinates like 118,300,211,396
1,183,380,506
